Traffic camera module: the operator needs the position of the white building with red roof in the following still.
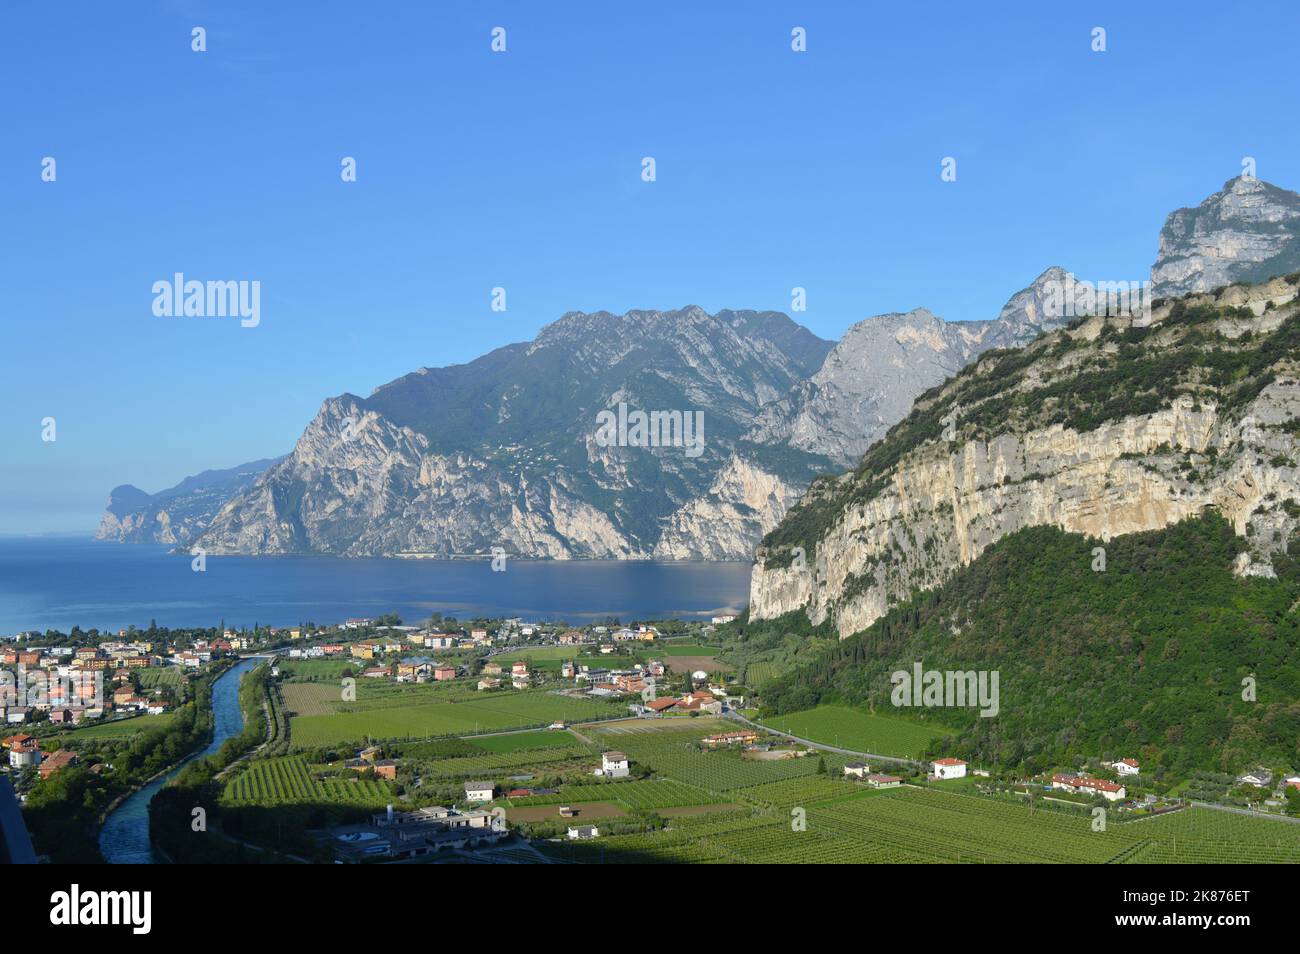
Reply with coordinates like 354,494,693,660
1051,773,1127,801
932,757,967,780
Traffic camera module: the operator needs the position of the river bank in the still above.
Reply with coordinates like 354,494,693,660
99,657,263,864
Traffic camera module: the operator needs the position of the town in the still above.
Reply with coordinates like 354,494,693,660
5,610,1300,865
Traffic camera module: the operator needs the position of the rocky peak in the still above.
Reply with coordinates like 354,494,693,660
1151,176,1300,298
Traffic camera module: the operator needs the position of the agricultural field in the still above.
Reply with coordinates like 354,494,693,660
1119,807,1300,863
760,705,950,759
281,682,342,717
492,646,587,670
508,779,723,811
137,668,188,693
742,661,784,687
663,656,733,674
590,720,843,791
64,713,175,739
276,658,357,682
470,730,580,753
222,755,392,808
289,689,625,746
539,783,1300,864
658,644,720,656
424,745,592,777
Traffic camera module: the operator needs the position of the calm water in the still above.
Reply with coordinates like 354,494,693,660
98,656,262,864
0,536,751,634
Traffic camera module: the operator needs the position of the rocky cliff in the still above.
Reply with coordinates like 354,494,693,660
193,308,837,558
745,267,1083,468
95,458,280,545
113,272,1085,560
1151,176,1300,298
751,275,1300,637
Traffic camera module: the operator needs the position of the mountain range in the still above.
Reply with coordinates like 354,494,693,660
98,176,1300,561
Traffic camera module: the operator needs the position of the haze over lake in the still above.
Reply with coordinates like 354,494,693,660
0,537,751,634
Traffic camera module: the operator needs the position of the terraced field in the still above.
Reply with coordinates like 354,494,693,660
222,755,392,808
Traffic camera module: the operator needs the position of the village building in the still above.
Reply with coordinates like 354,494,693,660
600,751,630,778
464,780,495,802
932,758,967,780
38,749,78,780
1051,773,1127,801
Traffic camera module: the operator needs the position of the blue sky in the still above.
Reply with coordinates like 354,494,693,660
3,0,1299,533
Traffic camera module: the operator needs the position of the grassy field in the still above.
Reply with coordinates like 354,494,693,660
289,690,625,746
222,755,392,808
658,644,718,656
760,705,950,759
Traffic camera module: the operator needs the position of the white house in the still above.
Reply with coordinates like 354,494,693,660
463,780,495,802
1115,758,1140,777
1238,769,1273,788
932,757,967,780
843,762,870,779
8,747,40,769
567,825,599,840
601,751,630,778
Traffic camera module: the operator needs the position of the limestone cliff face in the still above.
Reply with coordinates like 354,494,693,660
197,397,648,558
1151,176,1300,298
191,276,1083,559
745,268,1082,469
95,459,279,545
752,277,1300,637
653,454,804,560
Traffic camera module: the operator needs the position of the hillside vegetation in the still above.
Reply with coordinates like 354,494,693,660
760,512,1300,778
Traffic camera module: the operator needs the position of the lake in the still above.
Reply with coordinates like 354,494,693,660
0,536,752,634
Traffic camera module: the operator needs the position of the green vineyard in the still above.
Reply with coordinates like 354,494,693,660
509,779,724,811
222,756,393,808
539,784,1300,864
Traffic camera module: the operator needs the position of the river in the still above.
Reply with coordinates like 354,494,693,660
98,656,263,864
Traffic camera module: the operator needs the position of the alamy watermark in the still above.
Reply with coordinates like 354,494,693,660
152,273,261,327
594,402,704,458
1,665,103,710
891,662,999,717
1042,272,1151,324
